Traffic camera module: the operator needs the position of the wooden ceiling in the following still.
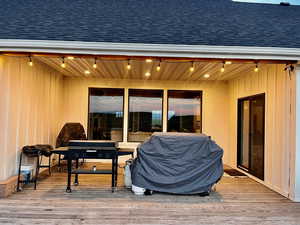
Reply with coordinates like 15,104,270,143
36,56,259,81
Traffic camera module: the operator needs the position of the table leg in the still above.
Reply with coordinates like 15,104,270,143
34,155,40,190
74,158,79,185
111,156,115,192
115,155,118,186
66,155,72,193
58,154,61,171
48,155,51,175
16,152,23,192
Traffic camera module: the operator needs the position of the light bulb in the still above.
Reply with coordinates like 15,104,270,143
61,57,66,68
93,58,97,69
225,61,232,65
28,56,33,66
67,56,74,60
146,59,152,63
221,62,225,72
156,61,161,71
189,62,195,72
145,72,151,77
85,70,90,75
203,74,210,78
127,60,131,70
254,63,259,72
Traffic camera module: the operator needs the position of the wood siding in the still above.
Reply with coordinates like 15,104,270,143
228,64,294,197
0,56,64,181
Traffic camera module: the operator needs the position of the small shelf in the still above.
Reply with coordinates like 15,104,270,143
71,169,112,174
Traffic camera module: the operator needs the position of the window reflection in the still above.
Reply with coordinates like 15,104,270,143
88,88,124,141
167,90,202,133
128,89,163,142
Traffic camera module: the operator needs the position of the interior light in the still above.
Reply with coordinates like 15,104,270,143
254,63,259,72
84,70,90,75
189,62,195,72
145,72,151,77
61,57,66,68
203,74,210,78
67,56,74,60
225,61,232,65
28,56,33,66
93,58,97,69
146,59,153,63
127,60,131,70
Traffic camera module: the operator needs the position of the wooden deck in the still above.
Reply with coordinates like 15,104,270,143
0,163,300,225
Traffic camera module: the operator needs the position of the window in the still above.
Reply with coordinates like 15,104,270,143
88,88,124,141
128,89,163,142
167,90,202,133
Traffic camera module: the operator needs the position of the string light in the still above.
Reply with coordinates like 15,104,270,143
254,63,259,72
84,70,90,75
126,60,131,70
145,72,151,77
28,56,33,66
189,62,195,72
220,62,225,73
203,74,210,78
156,60,161,72
93,58,97,69
61,57,66,68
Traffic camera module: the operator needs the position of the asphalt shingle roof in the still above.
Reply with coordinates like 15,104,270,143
0,0,300,48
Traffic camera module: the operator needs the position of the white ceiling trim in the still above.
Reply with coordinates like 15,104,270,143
1,39,300,61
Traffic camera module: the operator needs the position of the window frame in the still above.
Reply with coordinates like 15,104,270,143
87,87,125,142
167,90,203,133
127,88,164,143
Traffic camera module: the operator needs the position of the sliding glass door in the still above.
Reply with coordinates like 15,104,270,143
238,93,265,180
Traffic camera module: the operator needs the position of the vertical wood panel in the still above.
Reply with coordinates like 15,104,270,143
0,56,64,181
228,64,292,197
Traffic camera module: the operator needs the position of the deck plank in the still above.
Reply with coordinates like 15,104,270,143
0,163,299,225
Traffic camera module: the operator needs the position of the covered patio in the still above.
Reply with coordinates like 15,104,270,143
0,52,298,197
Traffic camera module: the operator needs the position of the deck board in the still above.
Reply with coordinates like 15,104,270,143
0,163,299,225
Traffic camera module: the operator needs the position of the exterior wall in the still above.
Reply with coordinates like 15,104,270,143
291,65,300,202
62,78,231,164
0,56,64,181
228,64,293,197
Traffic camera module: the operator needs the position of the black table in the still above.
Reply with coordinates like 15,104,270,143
52,142,135,193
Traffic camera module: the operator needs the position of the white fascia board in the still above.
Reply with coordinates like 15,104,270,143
0,39,300,61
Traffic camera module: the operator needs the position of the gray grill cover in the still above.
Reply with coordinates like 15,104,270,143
131,133,223,194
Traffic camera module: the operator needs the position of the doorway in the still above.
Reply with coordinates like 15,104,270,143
237,93,265,180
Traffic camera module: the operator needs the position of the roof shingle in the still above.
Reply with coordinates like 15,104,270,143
0,0,300,48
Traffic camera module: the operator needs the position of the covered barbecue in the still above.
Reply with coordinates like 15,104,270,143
131,133,223,194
